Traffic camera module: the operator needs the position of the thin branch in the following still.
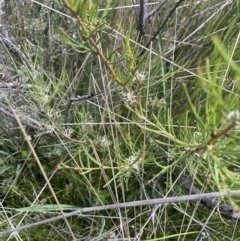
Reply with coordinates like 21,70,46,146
145,0,168,20
149,136,239,222
0,107,40,130
64,92,100,124
197,122,236,152
138,0,148,36
0,82,32,89
0,107,56,138
138,0,185,57
1,190,240,236
62,0,130,93
9,107,77,240
133,0,168,40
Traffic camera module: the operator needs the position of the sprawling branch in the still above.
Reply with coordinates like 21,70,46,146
1,189,240,236
149,136,240,222
138,0,186,57
145,0,168,20
62,0,130,93
138,0,148,36
134,0,169,41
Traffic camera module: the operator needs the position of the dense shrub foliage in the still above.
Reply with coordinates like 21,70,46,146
0,0,240,240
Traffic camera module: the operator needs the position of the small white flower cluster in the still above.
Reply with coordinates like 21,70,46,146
98,135,112,148
227,110,240,128
120,91,137,105
132,71,146,83
126,150,141,173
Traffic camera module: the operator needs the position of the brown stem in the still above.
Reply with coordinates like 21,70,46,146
196,122,235,152
62,0,130,92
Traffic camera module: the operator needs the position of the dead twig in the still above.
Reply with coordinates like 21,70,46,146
64,92,100,124
133,0,169,40
145,0,168,21
138,0,148,37
138,0,185,57
1,190,240,236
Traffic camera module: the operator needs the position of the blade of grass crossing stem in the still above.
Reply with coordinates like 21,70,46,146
158,31,168,143
182,83,205,128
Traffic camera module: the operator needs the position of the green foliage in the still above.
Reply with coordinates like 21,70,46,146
1,0,240,240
